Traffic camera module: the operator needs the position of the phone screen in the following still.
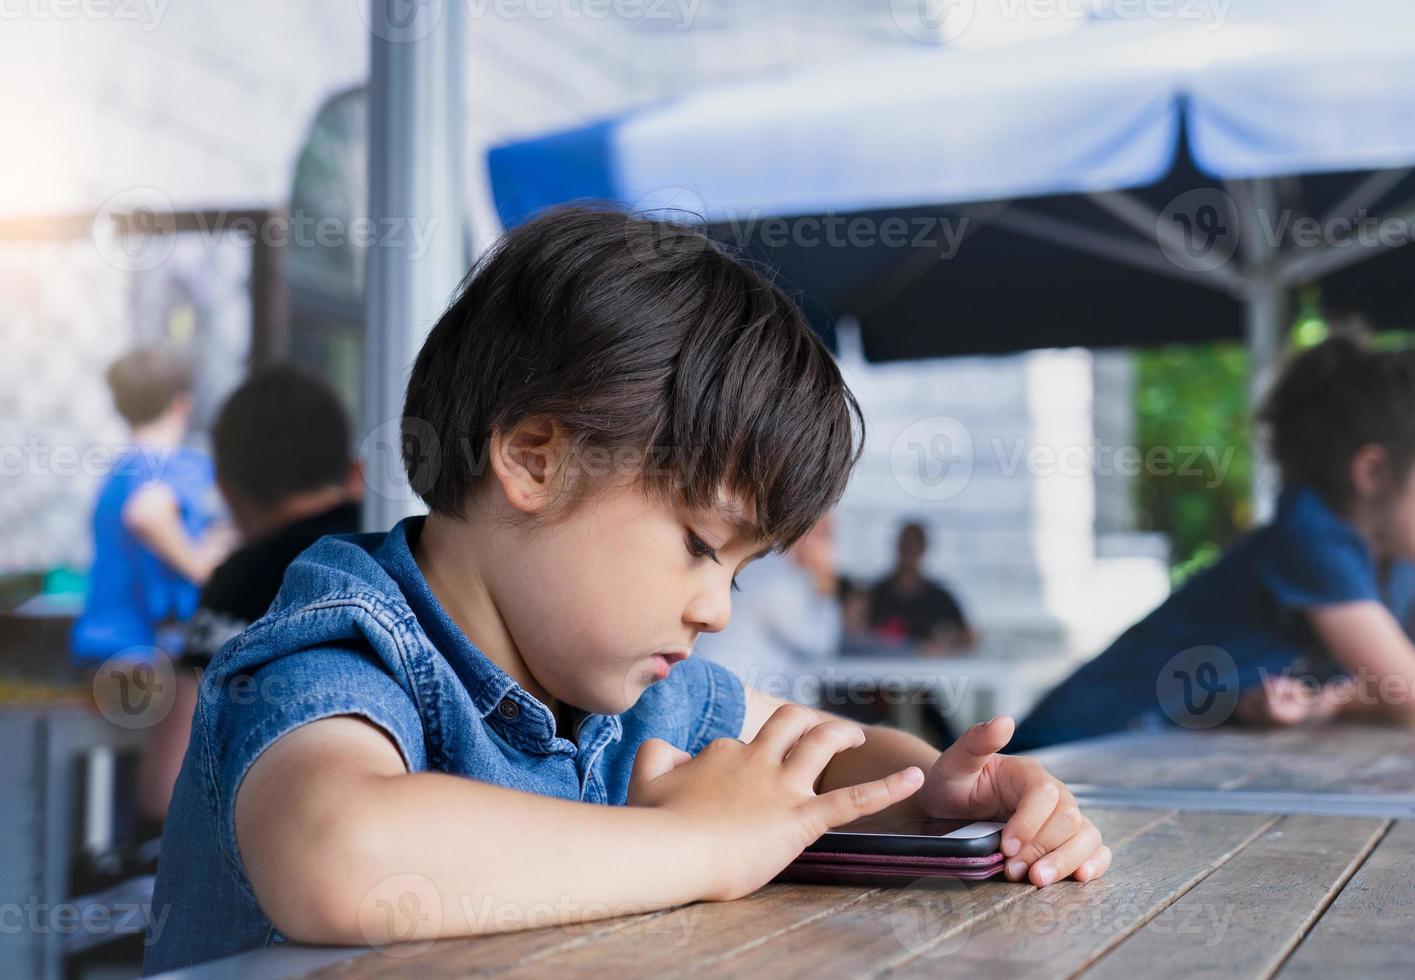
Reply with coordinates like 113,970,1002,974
827,816,1003,838
808,816,1006,857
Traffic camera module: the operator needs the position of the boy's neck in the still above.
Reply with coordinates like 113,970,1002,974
131,413,186,449
412,511,564,720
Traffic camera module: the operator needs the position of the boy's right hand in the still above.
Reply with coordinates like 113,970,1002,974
626,704,924,902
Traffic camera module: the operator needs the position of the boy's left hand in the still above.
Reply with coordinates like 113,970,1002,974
918,716,1111,886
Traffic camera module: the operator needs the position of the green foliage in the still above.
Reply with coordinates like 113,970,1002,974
1135,342,1253,581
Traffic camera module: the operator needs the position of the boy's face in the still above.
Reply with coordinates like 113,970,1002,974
488,481,772,715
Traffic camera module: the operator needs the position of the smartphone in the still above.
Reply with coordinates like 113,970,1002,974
806,816,1006,858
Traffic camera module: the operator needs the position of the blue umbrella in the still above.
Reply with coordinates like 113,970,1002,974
488,0,1415,356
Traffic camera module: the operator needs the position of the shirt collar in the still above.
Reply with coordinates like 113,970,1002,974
371,516,621,752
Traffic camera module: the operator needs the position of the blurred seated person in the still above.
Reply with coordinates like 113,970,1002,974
867,521,976,654
695,514,840,701
135,366,363,858
182,366,363,668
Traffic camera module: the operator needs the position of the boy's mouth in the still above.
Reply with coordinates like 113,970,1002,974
649,648,691,679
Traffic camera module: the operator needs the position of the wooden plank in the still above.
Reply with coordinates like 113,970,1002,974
681,809,1165,980
1081,815,1387,980
1032,728,1415,796
309,810,1156,978
1277,820,1415,979
308,884,876,979
877,810,1278,979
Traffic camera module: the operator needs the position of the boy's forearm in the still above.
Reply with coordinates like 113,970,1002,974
814,719,941,819
302,771,716,944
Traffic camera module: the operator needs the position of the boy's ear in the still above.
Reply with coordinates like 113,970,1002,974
1350,443,1390,499
488,415,571,515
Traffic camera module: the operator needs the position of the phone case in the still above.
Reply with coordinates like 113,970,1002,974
775,849,1006,885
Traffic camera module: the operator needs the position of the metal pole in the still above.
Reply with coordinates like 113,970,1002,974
1237,178,1285,524
363,0,469,532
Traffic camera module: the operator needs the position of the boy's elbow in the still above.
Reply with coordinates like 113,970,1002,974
254,810,389,945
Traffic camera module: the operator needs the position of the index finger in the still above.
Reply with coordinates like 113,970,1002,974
811,767,925,833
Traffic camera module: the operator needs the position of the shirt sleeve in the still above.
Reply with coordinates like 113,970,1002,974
1256,518,1382,612
197,642,428,890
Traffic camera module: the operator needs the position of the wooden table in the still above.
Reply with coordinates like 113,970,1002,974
1029,724,1415,817
172,804,1413,979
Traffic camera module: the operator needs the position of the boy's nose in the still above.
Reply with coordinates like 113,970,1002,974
685,587,732,635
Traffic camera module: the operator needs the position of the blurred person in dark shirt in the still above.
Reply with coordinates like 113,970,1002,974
127,367,363,865
181,367,364,668
868,521,976,654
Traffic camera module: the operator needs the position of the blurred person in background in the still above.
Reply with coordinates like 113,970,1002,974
696,513,841,702
70,347,230,664
1014,336,1415,751
70,347,233,875
867,521,976,654
183,365,363,670
143,367,364,846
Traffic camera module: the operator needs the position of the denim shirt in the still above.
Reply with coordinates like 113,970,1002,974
143,517,746,975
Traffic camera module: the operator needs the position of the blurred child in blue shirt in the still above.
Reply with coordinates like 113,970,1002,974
1015,335,1415,750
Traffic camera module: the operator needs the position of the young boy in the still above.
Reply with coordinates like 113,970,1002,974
144,207,1110,973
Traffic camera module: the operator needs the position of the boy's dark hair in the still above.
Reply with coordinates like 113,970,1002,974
213,366,352,507
106,346,193,427
402,205,864,552
1260,334,1415,511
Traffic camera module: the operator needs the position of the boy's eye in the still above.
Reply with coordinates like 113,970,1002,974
686,531,719,563
687,530,743,593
